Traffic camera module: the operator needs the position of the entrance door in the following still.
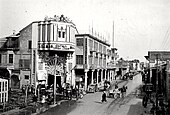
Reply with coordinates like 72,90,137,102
48,74,62,88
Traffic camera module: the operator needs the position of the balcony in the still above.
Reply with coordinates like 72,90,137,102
0,63,15,69
0,47,19,51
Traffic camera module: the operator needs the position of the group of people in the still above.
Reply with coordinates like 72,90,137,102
101,81,127,103
21,85,35,95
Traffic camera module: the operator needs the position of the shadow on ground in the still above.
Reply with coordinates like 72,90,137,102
40,100,78,115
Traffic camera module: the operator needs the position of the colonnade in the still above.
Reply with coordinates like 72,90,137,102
84,69,116,91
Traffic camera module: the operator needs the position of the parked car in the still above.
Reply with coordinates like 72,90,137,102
87,84,97,93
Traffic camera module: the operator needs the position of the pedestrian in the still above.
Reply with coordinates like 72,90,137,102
41,95,46,107
122,86,127,98
32,94,38,106
101,91,107,103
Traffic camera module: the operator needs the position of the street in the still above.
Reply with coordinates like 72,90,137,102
40,73,143,115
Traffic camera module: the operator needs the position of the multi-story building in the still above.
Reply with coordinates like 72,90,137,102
75,34,118,91
0,34,20,89
0,15,77,89
144,51,170,108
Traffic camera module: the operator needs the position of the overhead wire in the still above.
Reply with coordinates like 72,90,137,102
161,26,170,50
163,31,170,50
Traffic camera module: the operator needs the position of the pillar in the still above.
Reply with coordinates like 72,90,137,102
45,23,48,42
107,70,109,81
110,70,112,81
111,71,113,81
84,69,88,91
97,69,99,84
91,70,94,84
105,69,107,81
39,23,42,42
50,24,53,41
101,69,103,82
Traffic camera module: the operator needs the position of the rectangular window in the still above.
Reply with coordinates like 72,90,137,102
103,46,106,54
62,32,65,38
47,24,51,41
99,44,102,52
2,82,4,91
28,41,32,49
89,39,93,50
96,53,98,58
2,93,4,102
42,25,45,41
25,75,29,79
76,55,83,64
9,54,13,63
59,31,61,38
24,60,30,69
0,54,1,63
0,82,1,92
90,51,93,57
5,82,7,91
94,42,98,51
19,59,30,69
76,38,83,46
4,93,6,102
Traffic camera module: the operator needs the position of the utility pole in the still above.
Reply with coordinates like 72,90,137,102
53,54,57,105
156,54,159,115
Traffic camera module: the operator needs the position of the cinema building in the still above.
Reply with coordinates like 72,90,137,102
0,15,77,89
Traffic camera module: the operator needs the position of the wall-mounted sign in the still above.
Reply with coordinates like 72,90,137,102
55,44,70,50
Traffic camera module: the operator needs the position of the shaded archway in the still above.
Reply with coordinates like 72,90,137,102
11,75,20,89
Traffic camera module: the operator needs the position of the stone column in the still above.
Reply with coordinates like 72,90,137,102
110,70,112,81
45,23,48,42
50,24,53,41
84,69,88,91
101,69,103,82
107,70,109,81
105,69,107,81
39,23,42,41
97,69,99,85
91,70,94,84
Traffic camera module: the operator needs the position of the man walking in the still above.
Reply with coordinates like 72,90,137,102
101,91,107,103
122,86,127,98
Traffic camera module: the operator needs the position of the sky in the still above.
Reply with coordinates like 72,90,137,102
1,0,170,62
